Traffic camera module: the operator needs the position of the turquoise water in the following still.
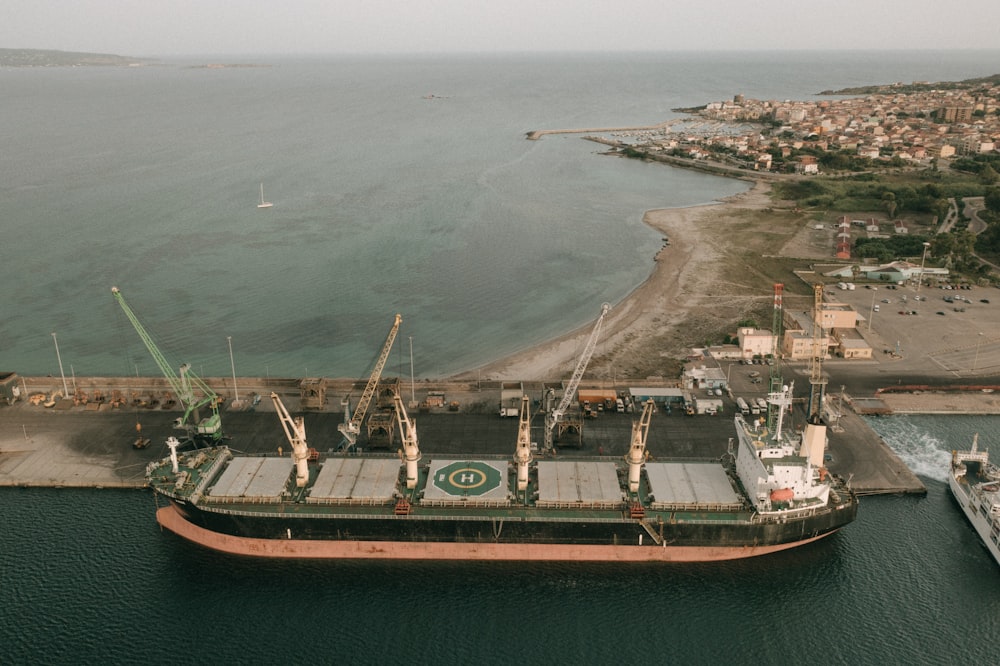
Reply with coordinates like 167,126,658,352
3,51,998,380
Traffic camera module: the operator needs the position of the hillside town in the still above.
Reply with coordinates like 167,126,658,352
619,77,1000,173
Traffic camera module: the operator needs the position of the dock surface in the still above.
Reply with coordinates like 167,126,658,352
0,377,924,496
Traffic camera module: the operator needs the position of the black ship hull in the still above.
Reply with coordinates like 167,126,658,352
162,495,857,560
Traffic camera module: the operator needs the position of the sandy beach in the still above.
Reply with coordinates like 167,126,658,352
454,180,773,382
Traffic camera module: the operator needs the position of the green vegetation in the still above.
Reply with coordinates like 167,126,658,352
0,48,147,67
818,73,1000,96
973,186,1000,265
855,235,932,262
771,165,999,282
771,173,968,217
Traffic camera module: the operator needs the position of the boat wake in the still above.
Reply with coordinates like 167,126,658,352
866,416,952,483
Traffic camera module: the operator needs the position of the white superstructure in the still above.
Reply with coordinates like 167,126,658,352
949,434,1000,566
732,386,833,516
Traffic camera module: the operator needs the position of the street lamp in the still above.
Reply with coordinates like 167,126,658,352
868,287,878,333
51,332,69,397
915,241,930,300
227,336,239,404
408,336,415,406
974,332,984,372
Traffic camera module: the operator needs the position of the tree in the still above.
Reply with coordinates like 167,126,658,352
933,198,951,225
952,229,978,268
979,165,999,185
882,191,897,219
985,187,1000,214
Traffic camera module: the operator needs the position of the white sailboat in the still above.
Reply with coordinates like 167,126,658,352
257,183,273,209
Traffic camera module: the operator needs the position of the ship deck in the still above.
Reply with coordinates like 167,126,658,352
150,444,835,528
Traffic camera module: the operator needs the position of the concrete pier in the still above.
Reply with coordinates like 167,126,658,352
0,375,925,496
526,121,675,140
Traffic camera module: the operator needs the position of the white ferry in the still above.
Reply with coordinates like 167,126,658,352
949,434,1000,566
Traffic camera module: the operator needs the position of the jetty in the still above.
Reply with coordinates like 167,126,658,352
526,121,676,141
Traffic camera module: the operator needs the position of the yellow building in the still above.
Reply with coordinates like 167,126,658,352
783,329,832,361
820,303,859,330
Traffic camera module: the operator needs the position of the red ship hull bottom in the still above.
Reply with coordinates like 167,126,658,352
156,505,837,563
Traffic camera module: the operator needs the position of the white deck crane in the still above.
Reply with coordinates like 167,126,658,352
270,392,310,488
111,287,222,446
514,394,533,493
392,391,421,490
338,314,402,450
625,399,655,494
543,303,611,452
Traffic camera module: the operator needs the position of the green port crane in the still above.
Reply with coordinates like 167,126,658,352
111,287,222,446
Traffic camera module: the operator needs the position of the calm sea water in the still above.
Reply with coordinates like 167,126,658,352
4,52,1000,664
1,414,998,665
3,51,999,380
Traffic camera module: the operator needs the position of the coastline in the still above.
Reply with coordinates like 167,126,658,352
452,181,772,382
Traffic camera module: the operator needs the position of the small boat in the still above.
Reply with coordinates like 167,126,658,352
257,183,273,209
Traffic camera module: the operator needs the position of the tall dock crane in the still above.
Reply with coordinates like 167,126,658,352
766,283,785,432
807,284,828,421
111,287,222,447
543,303,611,452
338,314,402,451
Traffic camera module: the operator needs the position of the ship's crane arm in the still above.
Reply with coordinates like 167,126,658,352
393,391,421,489
111,287,222,443
270,392,310,488
514,395,533,492
544,303,611,451
338,314,402,450
625,399,654,494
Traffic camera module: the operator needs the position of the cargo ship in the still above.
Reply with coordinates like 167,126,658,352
949,434,1000,566
147,386,857,562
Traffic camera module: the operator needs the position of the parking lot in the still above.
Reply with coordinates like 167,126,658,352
809,279,1000,387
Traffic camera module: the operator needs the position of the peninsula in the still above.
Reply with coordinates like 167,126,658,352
0,48,149,67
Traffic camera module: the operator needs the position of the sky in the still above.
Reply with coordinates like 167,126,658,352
5,0,1000,57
